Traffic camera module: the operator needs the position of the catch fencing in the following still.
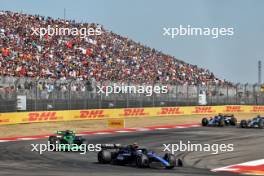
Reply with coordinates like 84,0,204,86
0,76,263,112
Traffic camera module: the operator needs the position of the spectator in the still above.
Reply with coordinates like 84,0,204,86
0,11,232,87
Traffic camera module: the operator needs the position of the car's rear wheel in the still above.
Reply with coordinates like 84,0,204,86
98,150,112,164
48,136,59,145
201,118,208,126
230,117,237,126
240,120,248,128
258,118,264,129
176,158,183,167
74,136,85,145
136,154,149,168
164,153,176,169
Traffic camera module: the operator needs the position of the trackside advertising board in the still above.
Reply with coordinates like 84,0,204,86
0,105,263,125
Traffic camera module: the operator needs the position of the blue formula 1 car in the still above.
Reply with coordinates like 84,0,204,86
240,115,264,128
97,143,182,169
201,114,237,127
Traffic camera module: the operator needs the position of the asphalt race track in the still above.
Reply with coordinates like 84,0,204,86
1,127,264,176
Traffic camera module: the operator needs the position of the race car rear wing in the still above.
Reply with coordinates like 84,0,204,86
101,144,122,149
56,130,75,135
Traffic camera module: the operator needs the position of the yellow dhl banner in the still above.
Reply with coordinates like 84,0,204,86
108,119,125,129
0,105,263,125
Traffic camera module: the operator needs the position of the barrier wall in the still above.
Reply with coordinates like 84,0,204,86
0,105,264,125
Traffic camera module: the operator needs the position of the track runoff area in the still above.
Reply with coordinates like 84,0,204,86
1,114,264,176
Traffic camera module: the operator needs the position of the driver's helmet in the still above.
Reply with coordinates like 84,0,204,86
132,142,139,149
257,115,261,118
65,130,71,135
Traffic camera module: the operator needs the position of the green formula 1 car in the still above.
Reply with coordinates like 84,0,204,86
48,130,85,151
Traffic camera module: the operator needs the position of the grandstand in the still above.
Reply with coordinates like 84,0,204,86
0,11,229,85
0,11,262,112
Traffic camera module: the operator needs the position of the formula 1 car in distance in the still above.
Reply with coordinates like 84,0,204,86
240,115,264,128
201,114,237,127
48,130,85,151
97,143,183,169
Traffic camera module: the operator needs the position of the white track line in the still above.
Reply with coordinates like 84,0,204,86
94,132,112,135
19,138,38,141
115,130,132,133
155,128,169,130
175,126,187,128
133,128,150,131
190,124,201,127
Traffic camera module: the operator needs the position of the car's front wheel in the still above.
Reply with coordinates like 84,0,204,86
98,150,112,164
230,117,237,126
258,118,264,129
164,153,176,169
240,120,248,128
201,118,209,126
136,154,149,168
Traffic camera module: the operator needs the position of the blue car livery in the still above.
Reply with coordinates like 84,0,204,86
202,114,237,127
97,144,182,169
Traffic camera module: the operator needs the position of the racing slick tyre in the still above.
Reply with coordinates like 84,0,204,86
98,150,112,164
240,120,248,128
258,118,264,129
177,158,183,167
201,118,209,126
48,136,59,145
230,117,237,126
135,154,149,168
164,153,176,169
74,136,85,145
218,118,225,127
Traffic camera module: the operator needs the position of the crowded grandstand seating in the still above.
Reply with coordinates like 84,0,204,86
0,11,231,87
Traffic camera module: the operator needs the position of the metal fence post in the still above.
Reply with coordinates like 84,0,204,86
244,83,248,104
99,81,102,109
68,80,73,110
253,84,257,105
187,85,189,105
226,85,229,105
35,78,39,111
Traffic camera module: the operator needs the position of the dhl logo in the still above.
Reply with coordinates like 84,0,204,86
24,112,60,122
192,106,215,114
250,106,264,113
78,110,105,119
225,106,243,113
0,119,10,123
159,107,184,115
121,108,148,117
110,122,122,125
